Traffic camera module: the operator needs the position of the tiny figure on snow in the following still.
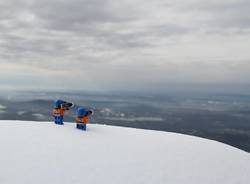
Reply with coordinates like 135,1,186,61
76,107,93,131
52,100,73,125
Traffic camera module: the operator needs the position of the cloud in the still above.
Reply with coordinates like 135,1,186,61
0,0,250,92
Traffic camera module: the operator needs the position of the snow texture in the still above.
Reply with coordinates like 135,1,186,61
0,121,249,184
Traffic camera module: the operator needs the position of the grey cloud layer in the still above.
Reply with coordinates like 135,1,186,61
0,0,250,90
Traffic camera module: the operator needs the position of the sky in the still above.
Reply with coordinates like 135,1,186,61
0,0,250,93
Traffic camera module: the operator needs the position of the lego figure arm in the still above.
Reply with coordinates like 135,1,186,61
52,108,60,116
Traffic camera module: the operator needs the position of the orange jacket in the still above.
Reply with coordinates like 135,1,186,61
52,108,67,116
76,116,89,124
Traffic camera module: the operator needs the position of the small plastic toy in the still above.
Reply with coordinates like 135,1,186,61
76,107,93,131
52,100,73,125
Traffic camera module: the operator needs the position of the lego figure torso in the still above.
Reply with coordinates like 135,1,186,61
53,108,67,116
76,116,89,124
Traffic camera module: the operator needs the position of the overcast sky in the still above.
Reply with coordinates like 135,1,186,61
0,0,250,93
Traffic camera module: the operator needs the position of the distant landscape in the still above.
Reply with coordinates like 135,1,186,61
0,90,250,153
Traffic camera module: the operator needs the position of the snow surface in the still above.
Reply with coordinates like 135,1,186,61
0,120,249,184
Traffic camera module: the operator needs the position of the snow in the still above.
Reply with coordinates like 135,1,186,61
0,104,6,109
17,111,26,115
0,110,6,114
0,105,6,114
32,113,46,120
0,121,249,184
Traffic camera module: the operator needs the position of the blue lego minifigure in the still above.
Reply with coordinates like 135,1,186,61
52,100,72,125
75,107,93,131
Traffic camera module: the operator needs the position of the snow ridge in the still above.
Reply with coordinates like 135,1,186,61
0,120,249,184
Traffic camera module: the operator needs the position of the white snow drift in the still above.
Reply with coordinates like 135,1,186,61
0,121,249,184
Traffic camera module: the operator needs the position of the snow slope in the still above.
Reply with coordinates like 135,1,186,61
0,121,249,184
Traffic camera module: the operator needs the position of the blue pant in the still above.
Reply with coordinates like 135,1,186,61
54,116,64,125
76,124,86,131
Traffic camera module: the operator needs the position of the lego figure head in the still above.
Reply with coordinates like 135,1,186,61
77,107,87,117
54,99,64,108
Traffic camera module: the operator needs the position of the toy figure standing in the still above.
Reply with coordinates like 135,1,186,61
76,107,93,131
52,100,73,125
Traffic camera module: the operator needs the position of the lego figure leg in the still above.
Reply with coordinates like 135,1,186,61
54,116,59,124
58,116,64,125
54,116,64,125
82,124,86,131
76,124,86,131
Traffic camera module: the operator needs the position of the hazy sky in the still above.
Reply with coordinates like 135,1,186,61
0,0,250,93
